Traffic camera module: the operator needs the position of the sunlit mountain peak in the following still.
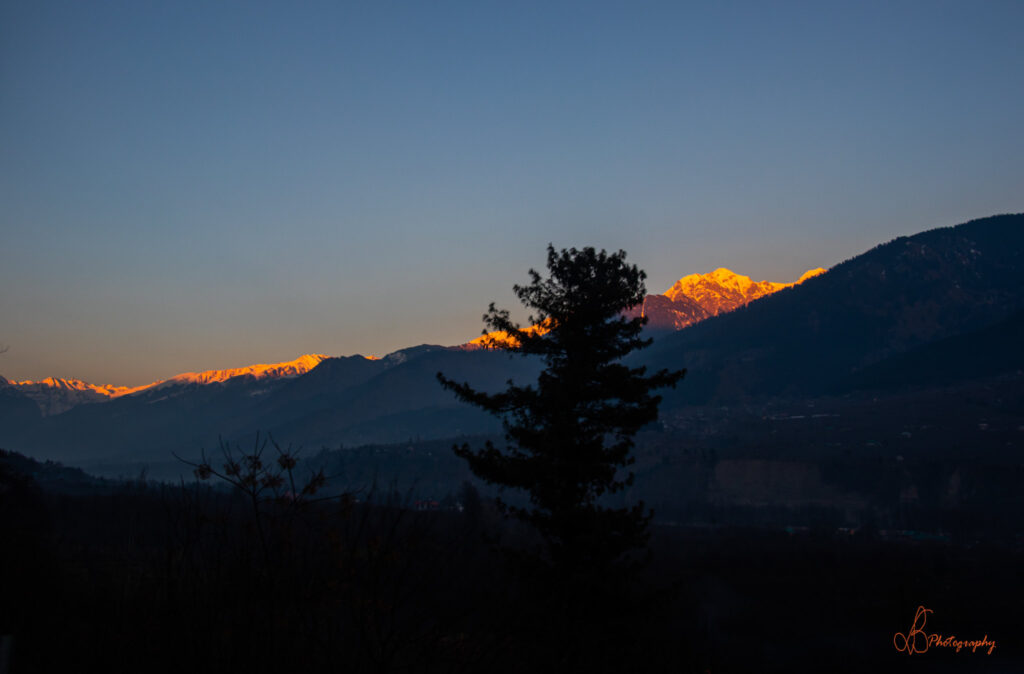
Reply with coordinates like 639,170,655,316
8,377,157,415
15,376,124,395
663,267,824,315
155,354,330,388
465,319,553,350
6,354,332,416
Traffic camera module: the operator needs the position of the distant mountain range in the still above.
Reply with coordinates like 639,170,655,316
3,354,331,416
4,267,819,417
1,213,1021,474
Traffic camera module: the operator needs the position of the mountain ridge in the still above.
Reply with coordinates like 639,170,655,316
6,267,821,413
7,354,334,416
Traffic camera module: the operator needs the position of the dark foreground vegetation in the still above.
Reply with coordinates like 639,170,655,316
2,449,1022,673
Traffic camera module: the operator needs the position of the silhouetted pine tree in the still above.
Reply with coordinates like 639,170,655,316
438,245,685,576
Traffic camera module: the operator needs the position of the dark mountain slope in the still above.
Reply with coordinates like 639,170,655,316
11,374,302,463
839,308,1024,392
0,380,42,428
266,347,542,448
246,354,389,429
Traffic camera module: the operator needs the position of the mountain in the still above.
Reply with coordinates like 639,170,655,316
8,354,330,416
145,353,330,389
266,347,541,449
463,320,552,349
6,378,142,416
666,267,823,313
642,213,1024,405
629,267,825,331
1,358,348,468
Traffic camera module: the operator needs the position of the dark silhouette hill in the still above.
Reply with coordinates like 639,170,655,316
266,347,541,448
245,353,390,427
839,307,1024,391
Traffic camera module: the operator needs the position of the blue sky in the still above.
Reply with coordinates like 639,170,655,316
2,0,1022,385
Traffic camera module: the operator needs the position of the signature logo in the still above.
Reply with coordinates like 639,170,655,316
893,605,996,655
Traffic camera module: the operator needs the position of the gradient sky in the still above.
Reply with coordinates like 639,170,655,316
2,0,1022,386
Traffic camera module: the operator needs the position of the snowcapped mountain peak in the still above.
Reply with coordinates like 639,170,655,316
12,376,140,397
6,354,331,416
7,377,146,416
465,319,553,350
629,266,827,331
663,267,822,315
155,354,330,388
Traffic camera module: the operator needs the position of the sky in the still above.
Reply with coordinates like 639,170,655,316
2,0,1022,386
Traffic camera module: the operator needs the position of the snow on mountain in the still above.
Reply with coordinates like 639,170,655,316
7,377,151,416
151,354,330,389
660,267,825,319
637,267,826,330
796,268,827,283
7,354,330,416
464,319,553,350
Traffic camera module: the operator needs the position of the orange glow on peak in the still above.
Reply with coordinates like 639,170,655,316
12,376,148,398
663,266,826,303
12,354,331,401
467,318,553,350
156,354,330,387
797,267,827,283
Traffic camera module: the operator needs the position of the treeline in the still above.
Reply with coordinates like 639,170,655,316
0,449,687,673
2,450,1023,672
